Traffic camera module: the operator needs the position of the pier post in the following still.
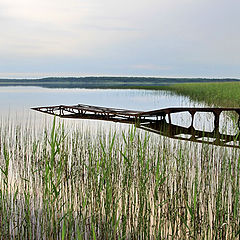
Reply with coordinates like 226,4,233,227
213,111,220,131
189,110,195,128
236,110,240,129
168,112,171,124
59,106,62,116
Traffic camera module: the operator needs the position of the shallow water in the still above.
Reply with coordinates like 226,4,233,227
0,86,198,128
0,86,201,113
0,86,238,144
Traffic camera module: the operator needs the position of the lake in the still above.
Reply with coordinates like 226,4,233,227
0,86,202,113
0,86,205,132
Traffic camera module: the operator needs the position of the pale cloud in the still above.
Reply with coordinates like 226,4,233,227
0,0,240,77
0,0,142,57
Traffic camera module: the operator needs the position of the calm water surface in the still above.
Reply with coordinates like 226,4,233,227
0,86,202,114
0,86,236,139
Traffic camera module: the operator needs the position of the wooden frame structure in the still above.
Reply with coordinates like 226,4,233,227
32,104,240,148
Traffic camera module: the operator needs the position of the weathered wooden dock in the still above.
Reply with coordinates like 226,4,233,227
32,104,240,126
32,104,240,148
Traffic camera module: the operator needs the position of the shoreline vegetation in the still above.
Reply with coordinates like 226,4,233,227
128,82,240,108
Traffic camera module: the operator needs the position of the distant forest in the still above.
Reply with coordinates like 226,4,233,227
0,77,239,88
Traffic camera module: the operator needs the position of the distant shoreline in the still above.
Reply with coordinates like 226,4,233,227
0,76,239,88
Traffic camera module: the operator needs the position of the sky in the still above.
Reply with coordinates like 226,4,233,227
0,0,240,78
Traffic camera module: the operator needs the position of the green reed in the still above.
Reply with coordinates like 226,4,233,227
133,82,240,108
0,117,240,239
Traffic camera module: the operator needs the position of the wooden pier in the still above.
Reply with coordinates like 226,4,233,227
32,104,240,148
32,104,240,127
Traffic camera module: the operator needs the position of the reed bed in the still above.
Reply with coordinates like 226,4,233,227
132,82,240,107
0,117,240,239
